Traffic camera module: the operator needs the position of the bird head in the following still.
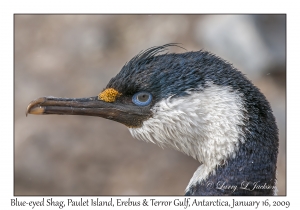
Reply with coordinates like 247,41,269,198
26,44,275,185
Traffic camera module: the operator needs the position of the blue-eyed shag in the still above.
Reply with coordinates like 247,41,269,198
26,44,279,195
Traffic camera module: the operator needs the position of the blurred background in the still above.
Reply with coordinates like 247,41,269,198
14,15,286,195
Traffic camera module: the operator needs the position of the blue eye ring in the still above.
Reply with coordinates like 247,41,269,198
132,92,152,106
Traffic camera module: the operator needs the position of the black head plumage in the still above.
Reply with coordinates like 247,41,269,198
107,44,260,104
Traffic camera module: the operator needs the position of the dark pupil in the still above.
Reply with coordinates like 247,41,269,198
138,94,149,102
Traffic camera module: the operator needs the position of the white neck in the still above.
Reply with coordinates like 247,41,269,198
129,82,247,189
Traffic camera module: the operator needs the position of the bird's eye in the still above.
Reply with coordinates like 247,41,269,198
132,92,152,106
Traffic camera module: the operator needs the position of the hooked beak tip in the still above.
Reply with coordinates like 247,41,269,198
26,97,47,116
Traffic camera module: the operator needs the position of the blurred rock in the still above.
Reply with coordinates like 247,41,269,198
194,15,286,80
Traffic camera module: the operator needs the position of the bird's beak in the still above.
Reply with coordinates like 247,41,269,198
26,96,151,127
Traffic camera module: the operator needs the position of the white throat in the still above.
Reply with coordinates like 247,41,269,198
129,82,247,190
